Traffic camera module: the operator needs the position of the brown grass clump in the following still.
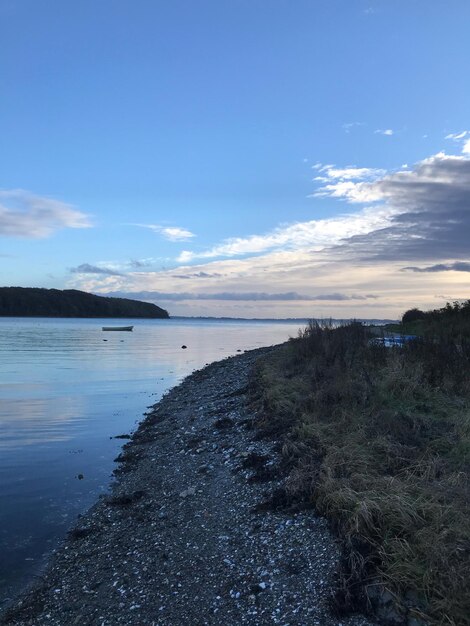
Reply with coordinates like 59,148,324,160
252,321,470,625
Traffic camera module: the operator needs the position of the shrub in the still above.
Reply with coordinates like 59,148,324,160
252,322,470,625
402,308,427,324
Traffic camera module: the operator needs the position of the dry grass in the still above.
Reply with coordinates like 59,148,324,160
252,322,470,625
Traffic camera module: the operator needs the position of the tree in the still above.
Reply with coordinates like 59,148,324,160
402,308,427,324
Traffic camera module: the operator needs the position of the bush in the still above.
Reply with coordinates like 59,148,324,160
253,322,470,625
402,308,427,324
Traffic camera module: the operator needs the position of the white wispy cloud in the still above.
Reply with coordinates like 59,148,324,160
313,164,385,181
160,226,196,241
312,163,386,203
0,189,91,238
313,180,385,203
173,165,390,264
134,223,195,241
375,129,394,136
342,122,365,133
445,131,469,140
445,130,470,156
177,206,394,263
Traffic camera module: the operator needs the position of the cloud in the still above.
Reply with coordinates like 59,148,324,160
313,164,385,181
135,224,195,241
315,151,470,262
375,129,394,136
445,131,468,140
70,263,123,276
0,189,91,238
176,150,470,265
67,144,470,319
445,131,470,155
128,258,156,269
342,122,365,133
129,259,148,269
160,227,196,241
104,290,378,302
172,271,223,279
312,163,386,203
314,180,385,203
177,205,393,263
402,262,470,273
171,150,470,269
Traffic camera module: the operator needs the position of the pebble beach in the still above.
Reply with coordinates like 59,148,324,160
1,347,377,626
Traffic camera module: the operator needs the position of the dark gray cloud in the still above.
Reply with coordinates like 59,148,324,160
105,290,377,302
333,154,470,263
70,263,123,276
402,261,470,273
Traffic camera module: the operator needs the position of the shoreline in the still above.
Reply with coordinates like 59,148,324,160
1,347,376,626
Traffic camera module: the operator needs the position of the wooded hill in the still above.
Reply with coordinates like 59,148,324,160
0,287,169,318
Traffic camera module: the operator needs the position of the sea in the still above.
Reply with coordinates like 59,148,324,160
0,316,307,606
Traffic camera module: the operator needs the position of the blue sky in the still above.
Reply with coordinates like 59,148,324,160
1,0,470,317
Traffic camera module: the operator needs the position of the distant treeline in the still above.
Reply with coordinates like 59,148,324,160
401,299,470,339
0,287,169,319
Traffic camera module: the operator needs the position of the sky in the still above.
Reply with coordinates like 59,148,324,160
1,0,470,319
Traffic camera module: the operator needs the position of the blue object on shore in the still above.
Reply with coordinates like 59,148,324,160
373,335,417,347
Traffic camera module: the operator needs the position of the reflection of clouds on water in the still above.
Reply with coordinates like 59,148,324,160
0,317,308,601
0,394,84,449
0,320,305,450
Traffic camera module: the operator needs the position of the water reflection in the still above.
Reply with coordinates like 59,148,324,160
0,317,304,604
0,396,85,449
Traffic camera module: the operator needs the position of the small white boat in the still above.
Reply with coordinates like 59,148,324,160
102,325,134,331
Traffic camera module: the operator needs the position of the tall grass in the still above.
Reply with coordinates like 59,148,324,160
253,321,470,625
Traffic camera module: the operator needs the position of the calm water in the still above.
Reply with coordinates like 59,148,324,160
0,317,304,605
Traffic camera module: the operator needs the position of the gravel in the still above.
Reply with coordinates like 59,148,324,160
1,347,379,626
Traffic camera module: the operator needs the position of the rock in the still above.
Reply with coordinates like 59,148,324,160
181,345,187,349
179,487,196,498
213,417,234,429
